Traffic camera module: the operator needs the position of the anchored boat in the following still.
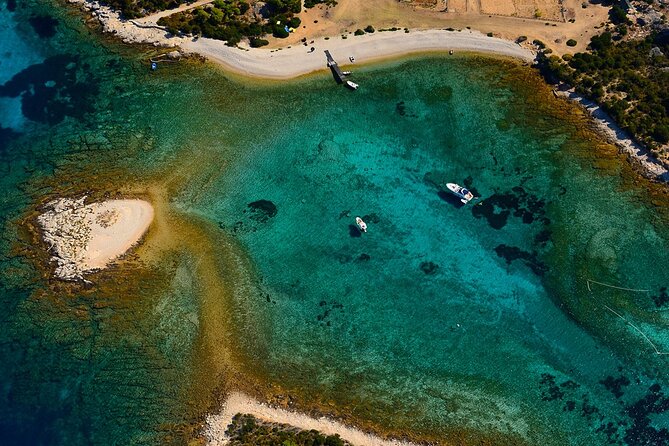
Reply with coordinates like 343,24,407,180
446,183,475,204
346,80,359,90
355,217,367,232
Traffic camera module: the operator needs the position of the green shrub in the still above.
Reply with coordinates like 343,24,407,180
654,125,669,144
273,25,289,38
304,0,337,7
610,5,628,25
364,25,375,33
354,29,365,36
249,37,269,47
538,31,669,148
566,39,577,47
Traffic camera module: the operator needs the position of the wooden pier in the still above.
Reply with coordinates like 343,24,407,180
324,50,346,84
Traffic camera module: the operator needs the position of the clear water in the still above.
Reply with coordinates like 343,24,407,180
1,1,669,445
201,58,669,445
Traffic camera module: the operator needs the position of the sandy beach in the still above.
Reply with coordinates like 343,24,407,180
70,0,536,76
37,197,154,280
205,392,417,446
184,28,535,79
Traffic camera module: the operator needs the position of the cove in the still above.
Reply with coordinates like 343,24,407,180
0,1,668,444
197,57,669,445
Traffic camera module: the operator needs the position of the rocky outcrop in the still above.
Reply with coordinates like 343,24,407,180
37,197,95,281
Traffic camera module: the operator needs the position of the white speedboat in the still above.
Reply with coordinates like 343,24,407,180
446,183,475,204
355,217,367,232
346,80,359,90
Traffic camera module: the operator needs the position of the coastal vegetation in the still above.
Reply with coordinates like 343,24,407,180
539,29,669,157
303,0,337,8
156,0,301,45
225,414,349,446
104,0,190,19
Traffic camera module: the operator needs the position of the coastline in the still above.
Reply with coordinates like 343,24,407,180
555,88,669,182
47,1,669,442
65,0,669,182
205,392,416,446
183,29,535,80
68,0,535,77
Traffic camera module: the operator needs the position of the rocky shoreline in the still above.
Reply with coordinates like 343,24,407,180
555,87,669,183
68,0,185,48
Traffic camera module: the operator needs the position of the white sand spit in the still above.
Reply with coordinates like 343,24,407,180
185,29,535,79
205,392,417,446
37,197,154,280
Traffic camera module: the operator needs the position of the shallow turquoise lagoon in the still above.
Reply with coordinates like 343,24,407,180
202,59,669,444
1,1,669,445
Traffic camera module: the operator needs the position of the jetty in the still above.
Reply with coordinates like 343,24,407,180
324,50,346,84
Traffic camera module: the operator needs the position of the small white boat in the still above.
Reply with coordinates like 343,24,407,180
342,70,352,75
446,183,475,204
346,80,359,90
355,217,367,232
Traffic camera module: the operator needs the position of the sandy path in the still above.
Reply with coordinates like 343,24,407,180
134,0,214,24
205,392,417,446
184,28,534,79
273,0,609,54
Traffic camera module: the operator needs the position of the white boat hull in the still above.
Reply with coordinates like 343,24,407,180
446,183,474,204
355,217,367,232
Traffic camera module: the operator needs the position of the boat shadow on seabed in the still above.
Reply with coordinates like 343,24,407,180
437,189,468,208
348,224,363,238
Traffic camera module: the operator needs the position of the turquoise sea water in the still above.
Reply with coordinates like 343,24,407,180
201,59,669,444
1,1,669,445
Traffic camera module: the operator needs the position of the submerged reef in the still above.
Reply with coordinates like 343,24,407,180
0,55,99,125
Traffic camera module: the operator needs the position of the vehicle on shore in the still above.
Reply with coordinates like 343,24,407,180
446,183,475,204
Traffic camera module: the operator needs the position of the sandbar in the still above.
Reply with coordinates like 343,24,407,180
37,197,154,280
